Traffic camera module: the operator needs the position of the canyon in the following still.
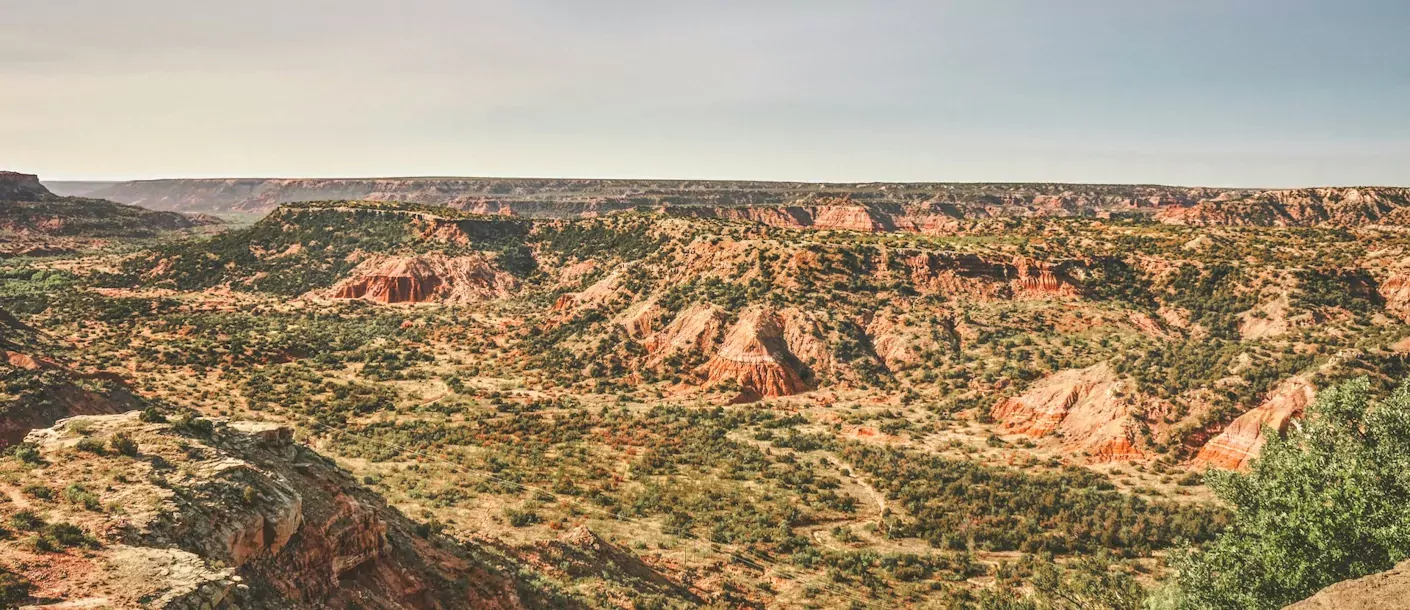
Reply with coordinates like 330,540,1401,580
3,181,1409,608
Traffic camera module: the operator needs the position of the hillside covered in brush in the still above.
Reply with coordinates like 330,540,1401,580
4,196,1409,608
1,171,212,258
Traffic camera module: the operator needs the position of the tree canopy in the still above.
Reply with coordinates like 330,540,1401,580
1173,377,1410,609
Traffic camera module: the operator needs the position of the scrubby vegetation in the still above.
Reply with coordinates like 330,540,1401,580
5,197,1410,608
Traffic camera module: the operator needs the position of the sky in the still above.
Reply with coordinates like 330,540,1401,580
2,0,1408,186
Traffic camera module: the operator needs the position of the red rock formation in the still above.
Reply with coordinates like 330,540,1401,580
904,253,1006,299
1194,378,1314,470
1381,269,1410,323
645,303,727,363
553,267,626,311
1156,187,1410,227
1010,257,1079,298
617,299,665,338
991,363,1145,462
777,308,832,375
811,205,886,232
329,254,516,304
865,311,941,371
699,308,808,399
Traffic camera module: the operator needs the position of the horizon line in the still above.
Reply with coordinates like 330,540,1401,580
31,173,1410,191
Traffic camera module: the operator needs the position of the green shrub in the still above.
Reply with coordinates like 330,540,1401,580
504,507,540,527
45,522,97,548
8,510,42,532
1174,378,1410,609
0,567,31,607
62,485,102,511
20,484,52,500
75,437,107,455
109,433,139,457
139,406,167,423
13,445,41,465
172,414,214,437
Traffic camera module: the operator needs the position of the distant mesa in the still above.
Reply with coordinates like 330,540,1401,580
0,170,51,201
52,175,1410,228
1,170,208,242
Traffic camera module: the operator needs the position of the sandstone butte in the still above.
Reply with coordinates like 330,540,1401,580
990,363,1145,462
699,308,808,400
1193,378,1316,471
328,253,517,304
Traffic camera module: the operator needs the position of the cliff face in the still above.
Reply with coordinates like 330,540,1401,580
1381,267,1410,323
644,303,728,364
1194,378,1315,470
0,171,51,201
991,363,1145,462
699,308,808,400
6,413,526,609
328,254,518,304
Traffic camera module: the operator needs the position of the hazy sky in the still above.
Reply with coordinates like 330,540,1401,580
3,0,1408,185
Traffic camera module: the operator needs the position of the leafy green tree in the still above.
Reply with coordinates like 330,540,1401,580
1175,378,1410,609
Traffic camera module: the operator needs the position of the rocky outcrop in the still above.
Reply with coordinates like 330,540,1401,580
865,310,943,371
616,299,665,338
0,171,195,238
1285,560,1410,610
644,303,727,363
1010,257,1080,298
1381,269,1410,323
811,205,891,232
1194,378,1315,470
698,308,808,400
991,363,1145,462
904,253,1008,299
901,253,1084,300
328,254,517,304
0,171,51,201
10,413,526,609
